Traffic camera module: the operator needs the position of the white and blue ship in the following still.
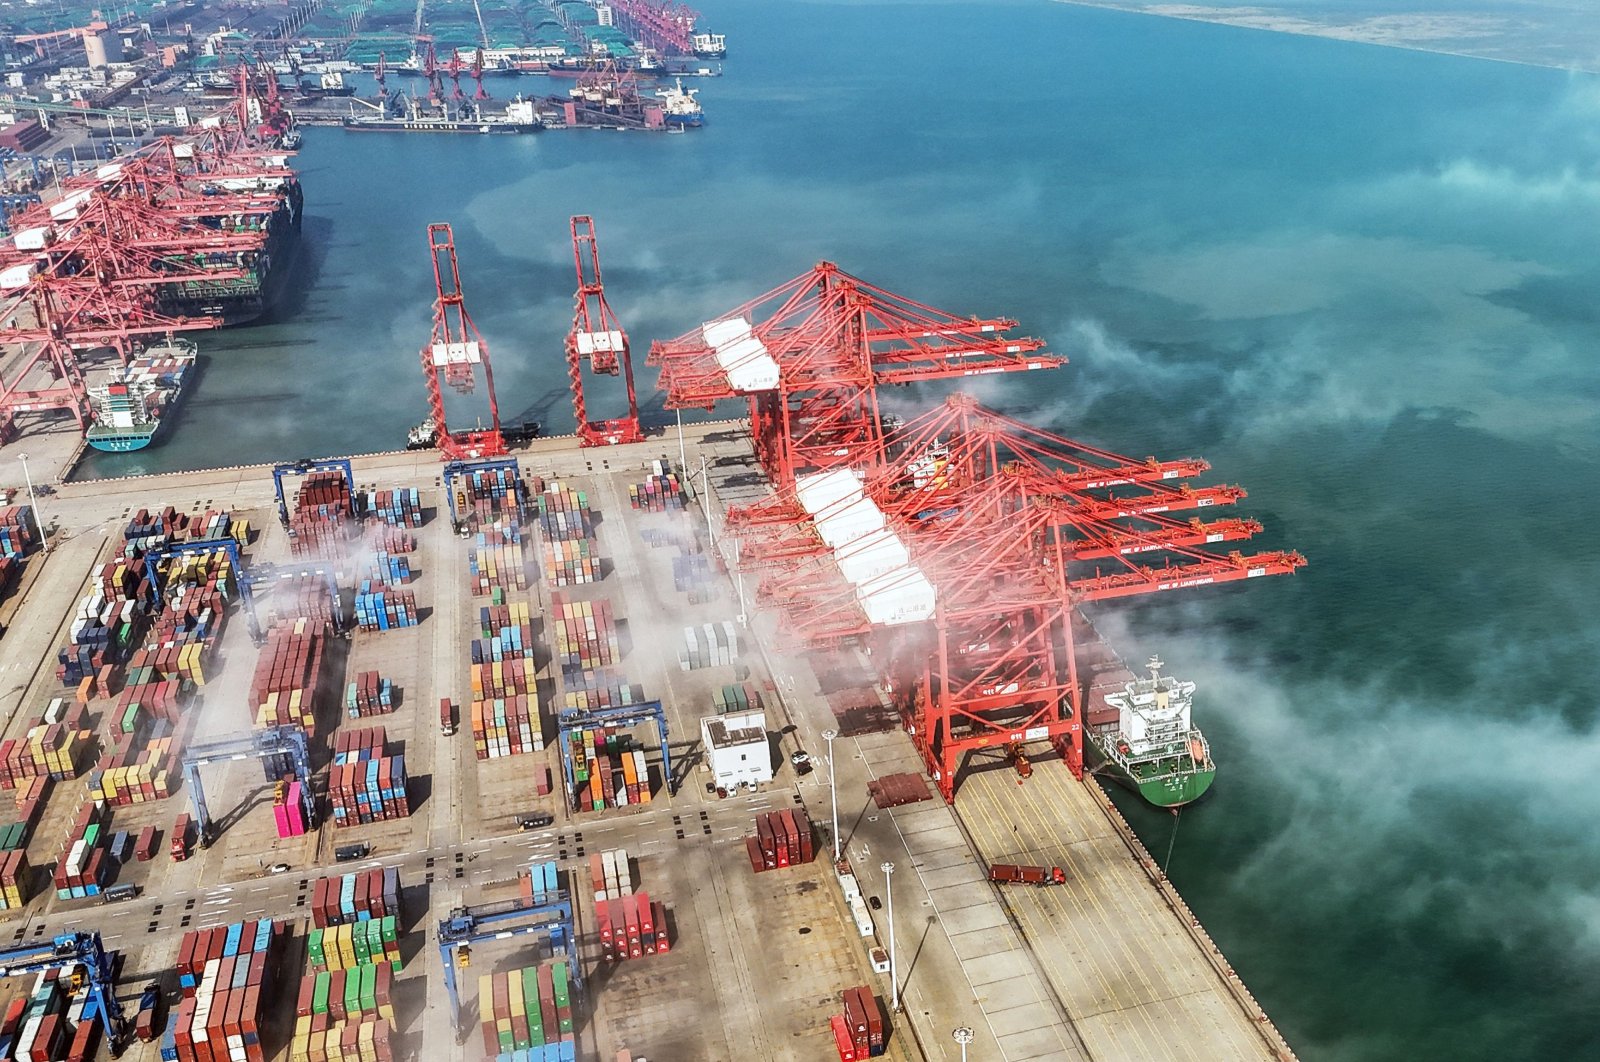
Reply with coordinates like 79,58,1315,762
86,338,198,453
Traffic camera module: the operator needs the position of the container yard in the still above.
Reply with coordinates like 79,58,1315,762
0,203,1303,1062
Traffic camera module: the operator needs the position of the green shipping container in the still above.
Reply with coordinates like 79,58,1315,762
381,914,397,943
120,703,141,733
308,927,324,967
552,962,570,1009
358,962,376,1013
312,971,329,1015
343,966,361,1016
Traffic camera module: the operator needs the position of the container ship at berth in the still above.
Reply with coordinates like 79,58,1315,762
1082,653,1215,808
154,167,304,327
342,97,541,134
85,338,199,453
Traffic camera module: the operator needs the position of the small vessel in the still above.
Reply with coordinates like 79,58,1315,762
656,78,703,128
1085,656,1215,808
86,338,199,452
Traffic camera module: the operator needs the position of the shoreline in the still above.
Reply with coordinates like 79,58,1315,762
1049,1,1600,75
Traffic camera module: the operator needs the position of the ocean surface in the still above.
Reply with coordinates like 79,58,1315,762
76,1,1600,1058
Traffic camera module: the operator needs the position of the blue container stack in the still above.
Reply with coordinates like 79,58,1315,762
362,488,423,527
471,623,527,664
353,579,419,631
368,550,413,584
0,504,35,559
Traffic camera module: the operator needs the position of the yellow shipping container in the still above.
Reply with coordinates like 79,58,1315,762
478,974,495,1024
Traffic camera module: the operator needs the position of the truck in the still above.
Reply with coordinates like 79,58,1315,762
170,813,193,861
440,697,456,736
134,981,162,1042
988,863,1067,886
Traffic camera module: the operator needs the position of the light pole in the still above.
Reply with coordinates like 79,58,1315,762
881,860,898,1012
17,453,46,554
953,1026,975,1062
821,728,839,862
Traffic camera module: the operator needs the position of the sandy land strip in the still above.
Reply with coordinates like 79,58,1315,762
1049,2,1600,74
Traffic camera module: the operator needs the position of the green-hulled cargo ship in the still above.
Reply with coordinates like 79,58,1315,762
1085,656,1215,808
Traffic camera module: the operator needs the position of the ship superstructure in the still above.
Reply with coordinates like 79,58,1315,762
1087,657,1215,807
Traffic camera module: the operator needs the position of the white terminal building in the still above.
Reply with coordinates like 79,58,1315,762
701,711,772,790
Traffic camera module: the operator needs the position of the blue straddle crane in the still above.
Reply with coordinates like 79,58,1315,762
272,458,356,526
0,932,129,1055
557,699,676,809
145,538,344,647
443,457,528,534
180,726,315,848
437,894,579,1042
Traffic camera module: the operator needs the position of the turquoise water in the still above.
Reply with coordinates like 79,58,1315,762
77,1,1600,1057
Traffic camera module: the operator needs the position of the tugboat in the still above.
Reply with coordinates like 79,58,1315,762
1085,656,1216,808
86,338,199,452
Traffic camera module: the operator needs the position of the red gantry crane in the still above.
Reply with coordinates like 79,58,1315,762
418,223,506,461
649,262,1063,487
716,388,1305,802
565,216,643,446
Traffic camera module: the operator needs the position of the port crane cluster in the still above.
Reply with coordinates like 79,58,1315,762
648,265,1306,801
0,64,299,441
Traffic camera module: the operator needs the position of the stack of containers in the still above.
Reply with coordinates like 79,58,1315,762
537,482,598,586
164,919,279,1062
744,808,816,873
589,849,669,961
451,465,527,532
671,554,717,602
0,554,17,596
272,781,309,838
361,488,423,527
467,519,529,599
0,720,87,782
181,509,238,542
249,619,326,733
0,815,32,856
307,920,402,974
328,727,410,827
477,964,576,1059
3,771,48,842
640,527,699,551
343,671,395,717
366,526,416,555
4,975,75,1061
627,462,685,513
836,987,886,1058
111,649,188,727
262,573,337,629
568,728,650,813
473,601,533,662
518,861,561,908
309,867,402,928
552,594,619,670
288,987,396,1061
0,503,37,557
353,581,419,631
290,471,355,559
366,551,413,584
0,848,28,908
87,713,179,805
121,505,218,558
710,682,764,716
557,669,644,713
469,691,540,759
56,589,146,688
52,802,109,899
677,621,740,671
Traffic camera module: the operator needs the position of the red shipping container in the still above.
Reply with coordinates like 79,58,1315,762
653,901,670,953
830,1014,858,1062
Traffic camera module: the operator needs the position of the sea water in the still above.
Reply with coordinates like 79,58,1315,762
75,1,1600,1058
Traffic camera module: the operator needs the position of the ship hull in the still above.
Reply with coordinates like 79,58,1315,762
340,118,538,134
86,431,157,453
1086,731,1216,808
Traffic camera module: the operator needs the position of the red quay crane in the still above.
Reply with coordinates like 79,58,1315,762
418,224,506,461
565,216,643,446
713,387,1305,801
649,262,1064,488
